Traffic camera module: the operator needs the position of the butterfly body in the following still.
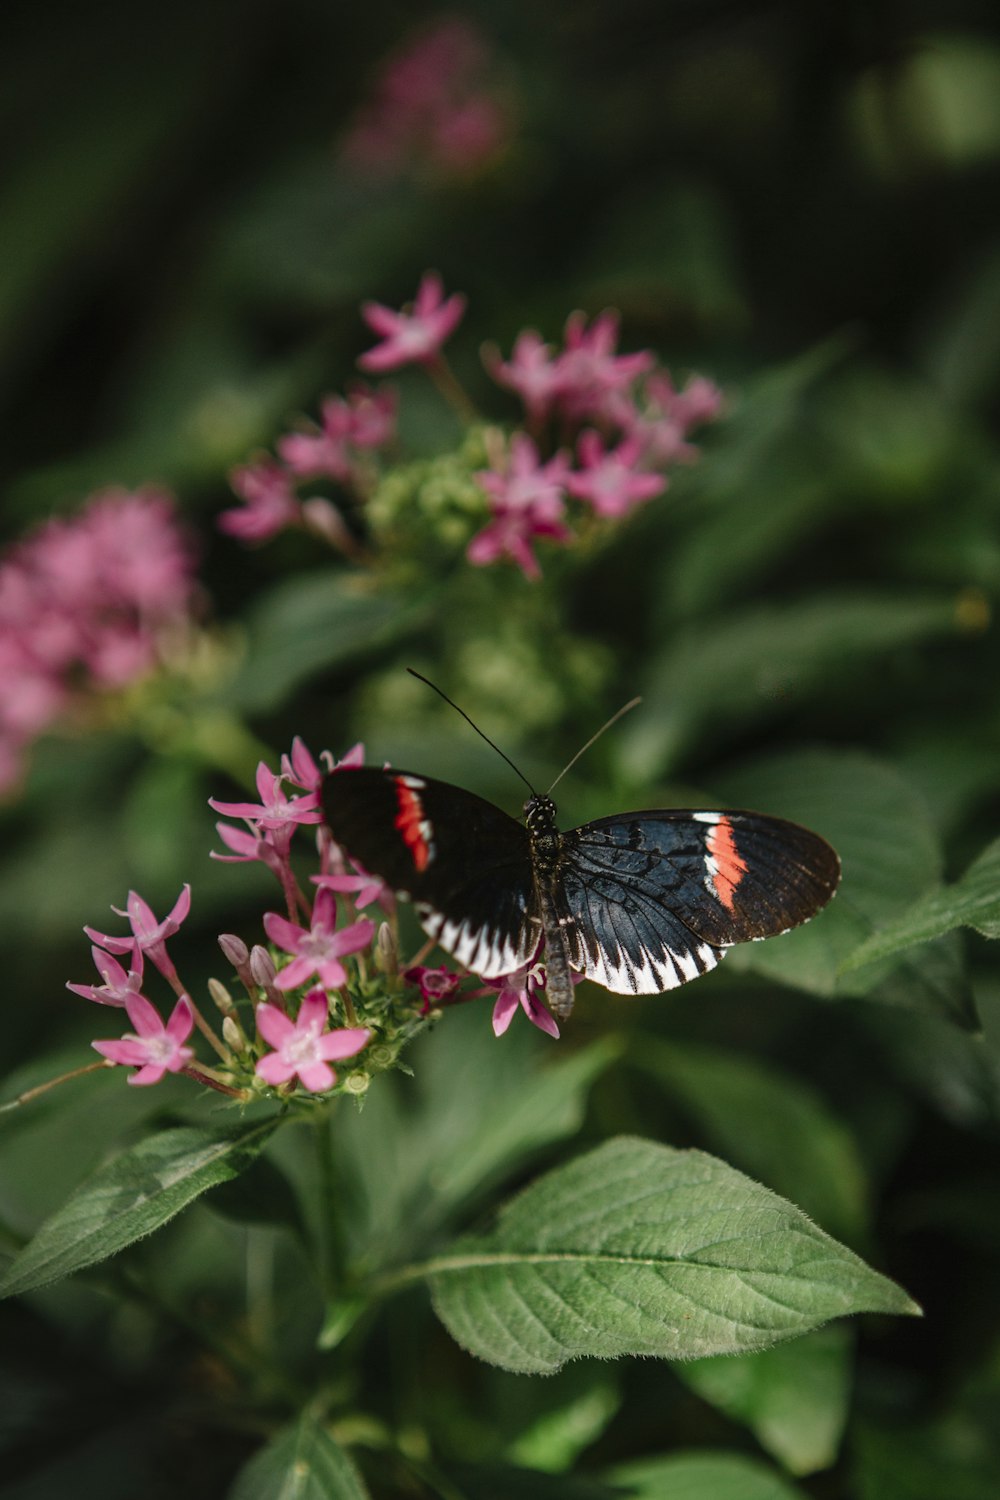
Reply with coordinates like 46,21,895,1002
322,769,840,1019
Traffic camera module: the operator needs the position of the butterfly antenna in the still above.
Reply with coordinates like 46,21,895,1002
547,697,642,795
406,669,536,796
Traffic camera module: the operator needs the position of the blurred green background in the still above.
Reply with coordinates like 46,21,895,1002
3,1,1000,1496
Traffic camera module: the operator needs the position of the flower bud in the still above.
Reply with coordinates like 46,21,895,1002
375,921,398,975
218,933,250,973
207,977,235,1016
222,1015,246,1054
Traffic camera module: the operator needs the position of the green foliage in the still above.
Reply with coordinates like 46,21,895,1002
3,0,1000,1494
427,1139,916,1374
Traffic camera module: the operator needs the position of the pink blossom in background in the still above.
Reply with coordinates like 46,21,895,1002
566,431,667,518
0,489,196,794
484,331,564,424
341,18,510,178
255,989,370,1093
554,310,655,424
358,271,466,373
92,993,195,1086
219,459,303,541
467,433,573,579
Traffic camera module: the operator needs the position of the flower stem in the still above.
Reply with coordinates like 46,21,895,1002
0,1059,111,1112
313,1111,345,1297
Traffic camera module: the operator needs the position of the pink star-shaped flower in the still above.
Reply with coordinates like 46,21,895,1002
485,330,564,422
277,397,355,481
358,271,466,372
86,885,192,986
92,993,195,1086
209,762,323,833
555,310,654,423
67,945,146,1007
219,460,302,542
483,960,561,1039
468,434,573,579
566,431,666,518
263,887,375,992
255,989,371,1092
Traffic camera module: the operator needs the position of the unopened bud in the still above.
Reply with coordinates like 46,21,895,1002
376,922,398,975
207,977,235,1016
249,945,276,987
218,933,250,974
222,1015,246,1054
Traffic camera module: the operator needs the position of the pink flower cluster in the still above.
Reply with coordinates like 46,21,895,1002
219,272,722,584
0,489,196,794
68,739,380,1093
219,384,396,545
341,18,510,179
472,312,724,578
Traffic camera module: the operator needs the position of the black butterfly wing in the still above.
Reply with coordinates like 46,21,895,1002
322,768,540,978
559,810,840,995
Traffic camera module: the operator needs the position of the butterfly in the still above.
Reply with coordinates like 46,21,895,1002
321,767,840,1019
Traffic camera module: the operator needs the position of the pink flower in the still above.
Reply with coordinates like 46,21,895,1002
485,330,564,423
345,383,397,450
209,762,323,833
219,460,302,541
278,398,354,480
555,311,654,423
313,870,390,911
482,961,561,1039
358,272,466,373
67,945,145,1007
340,19,509,178
468,434,573,579
645,371,724,431
281,737,365,793
403,963,464,1012
255,989,370,1092
566,431,667,518
86,886,191,987
92,993,195,1086
263,887,375,992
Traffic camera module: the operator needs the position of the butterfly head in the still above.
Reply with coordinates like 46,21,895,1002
524,794,558,834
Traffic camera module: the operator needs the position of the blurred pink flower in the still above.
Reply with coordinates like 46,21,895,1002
0,489,196,794
219,459,303,541
555,311,654,423
358,272,466,372
341,18,510,178
468,433,573,579
255,989,370,1093
567,431,667,517
485,330,564,422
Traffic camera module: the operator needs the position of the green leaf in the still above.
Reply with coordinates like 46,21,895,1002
226,572,425,714
427,1138,918,1374
228,1414,370,1500
843,835,1000,971
676,1325,853,1476
637,1040,868,1242
0,1118,278,1298
331,1004,620,1277
621,594,957,779
610,1450,808,1499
